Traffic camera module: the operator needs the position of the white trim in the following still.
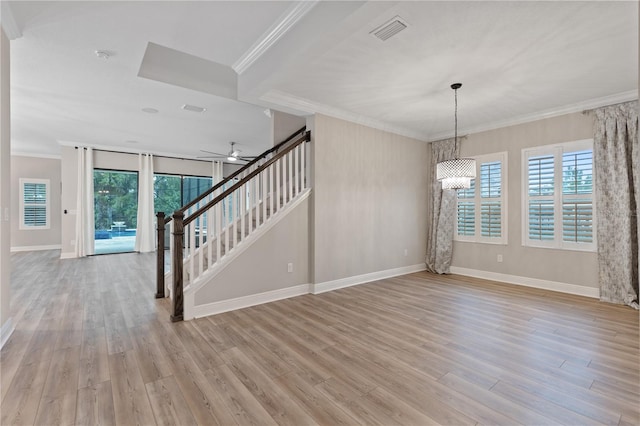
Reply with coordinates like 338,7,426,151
232,1,319,75
454,152,508,245
521,139,596,252
11,152,62,160
263,89,636,144
190,284,311,319
19,178,51,230
60,252,76,259
1,2,22,40
428,91,638,142
312,264,427,295
1,318,15,350
11,244,61,252
260,89,428,141
450,266,599,299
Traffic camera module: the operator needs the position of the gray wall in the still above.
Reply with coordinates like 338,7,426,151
311,114,429,284
1,29,11,330
10,156,62,249
195,196,310,304
272,110,306,146
452,111,598,288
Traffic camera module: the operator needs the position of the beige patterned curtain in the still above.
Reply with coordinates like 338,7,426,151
426,138,458,274
594,101,639,309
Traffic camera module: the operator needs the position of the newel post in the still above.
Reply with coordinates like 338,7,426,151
171,211,184,322
155,212,166,299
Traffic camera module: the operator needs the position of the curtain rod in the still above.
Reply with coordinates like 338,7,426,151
582,99,638,115
74,146,215,163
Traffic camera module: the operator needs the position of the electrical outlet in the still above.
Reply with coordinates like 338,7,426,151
287,263,293,273
404,249,408,257
497,254,503,263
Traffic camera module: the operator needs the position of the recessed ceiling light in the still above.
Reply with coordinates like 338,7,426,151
95,50,110,60
125,140,139,144
181,104,206,113
141,107,159,114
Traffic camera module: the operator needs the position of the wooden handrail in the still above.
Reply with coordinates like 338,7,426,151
177,126,306,215
166,127,310,321
155,211,166,299
182,131,310,227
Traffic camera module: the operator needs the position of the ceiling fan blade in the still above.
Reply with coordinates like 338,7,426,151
200,149,226,156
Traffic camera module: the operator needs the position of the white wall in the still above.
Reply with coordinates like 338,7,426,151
0,28,12,341
10,156,62,250
311,114,429,285
452,111,598,291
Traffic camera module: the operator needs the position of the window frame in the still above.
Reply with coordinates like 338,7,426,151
454,151,508,245
19,178,50,230
521,139,596,252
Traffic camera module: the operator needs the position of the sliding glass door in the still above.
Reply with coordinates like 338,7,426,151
94,169,138,254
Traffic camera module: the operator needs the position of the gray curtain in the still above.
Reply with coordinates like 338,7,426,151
594,101,639,308
426,138,458,274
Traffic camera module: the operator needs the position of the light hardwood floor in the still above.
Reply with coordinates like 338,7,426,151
1,250,638,425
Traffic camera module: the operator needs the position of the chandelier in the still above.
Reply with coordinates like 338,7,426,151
436,83,476,190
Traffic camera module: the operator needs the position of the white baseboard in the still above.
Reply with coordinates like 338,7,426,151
190,283,311,319
312,263,427,295
60,252,76,259
1,318,15,349
11,244,61,253
449,266,600,299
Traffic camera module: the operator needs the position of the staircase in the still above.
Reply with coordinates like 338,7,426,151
156,127,311,321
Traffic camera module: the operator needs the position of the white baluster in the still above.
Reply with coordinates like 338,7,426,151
276,159,281,213
189,221,195,285
269,165,274,217
301,140,306,190
294,145,300,196
240,183,245,241
216,202,221,264
288,151,293,202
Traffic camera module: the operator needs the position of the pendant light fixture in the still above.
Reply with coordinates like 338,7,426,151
436,83,476,190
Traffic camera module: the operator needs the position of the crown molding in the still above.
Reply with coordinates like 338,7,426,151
264,88,638,143
11,151,61,160
1,1,22,40
261,89,429,141
426,90,638,142
232,1,319,75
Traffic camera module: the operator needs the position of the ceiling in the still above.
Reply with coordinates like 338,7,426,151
5,1,638,158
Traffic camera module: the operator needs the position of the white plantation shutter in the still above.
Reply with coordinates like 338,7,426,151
522,141,595,250
455,153,507,244
456,179,475,237
562,150,594,244
527,155,555,241
20,179,50,229
480,161,501,238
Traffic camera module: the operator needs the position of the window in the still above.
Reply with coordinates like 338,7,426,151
522,139,595,251
19,178,50,230
455,152,507,244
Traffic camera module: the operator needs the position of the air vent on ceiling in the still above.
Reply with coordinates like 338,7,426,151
370,16,408,41
182,104,207,113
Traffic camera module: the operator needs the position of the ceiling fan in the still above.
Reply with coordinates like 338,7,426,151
198,142,256,163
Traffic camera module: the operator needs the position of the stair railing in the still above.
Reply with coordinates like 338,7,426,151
155,126,306,302
158,128,311,322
